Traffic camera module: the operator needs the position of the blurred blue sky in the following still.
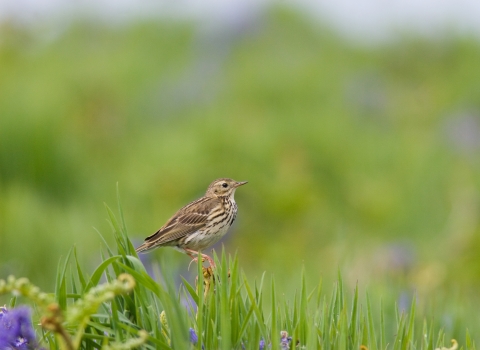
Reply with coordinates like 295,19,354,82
1,0,480,42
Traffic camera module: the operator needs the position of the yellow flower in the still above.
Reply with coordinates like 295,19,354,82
435,339,458,350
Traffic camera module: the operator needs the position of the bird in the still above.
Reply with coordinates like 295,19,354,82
136,178,247,268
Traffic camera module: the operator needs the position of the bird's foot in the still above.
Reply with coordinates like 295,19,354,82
204,255,216,269
188,256,205,271
185,249,216,269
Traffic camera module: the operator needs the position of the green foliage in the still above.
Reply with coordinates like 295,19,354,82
0,271,139,349
2,200,475,349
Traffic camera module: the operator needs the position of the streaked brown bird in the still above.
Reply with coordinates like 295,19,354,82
136,178,247,268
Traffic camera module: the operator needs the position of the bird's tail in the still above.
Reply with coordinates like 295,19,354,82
135,242,155,254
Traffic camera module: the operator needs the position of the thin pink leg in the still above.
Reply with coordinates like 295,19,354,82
185,249,216,268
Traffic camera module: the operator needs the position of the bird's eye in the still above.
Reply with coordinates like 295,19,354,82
222,183,228,188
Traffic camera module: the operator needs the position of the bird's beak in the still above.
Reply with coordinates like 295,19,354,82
235,181,248,187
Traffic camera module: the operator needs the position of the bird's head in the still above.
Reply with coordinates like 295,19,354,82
205,178,248,198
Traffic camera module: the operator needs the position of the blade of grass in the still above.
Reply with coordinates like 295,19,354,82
55,248,73,311
271,276,279,350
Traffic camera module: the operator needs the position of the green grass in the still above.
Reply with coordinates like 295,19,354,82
1,198,474,349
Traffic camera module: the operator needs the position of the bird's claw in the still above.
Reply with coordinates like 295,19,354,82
188,256,206,271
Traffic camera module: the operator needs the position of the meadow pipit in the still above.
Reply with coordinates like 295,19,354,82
136,178,247,268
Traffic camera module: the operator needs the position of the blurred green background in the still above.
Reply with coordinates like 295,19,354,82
1,5,480,328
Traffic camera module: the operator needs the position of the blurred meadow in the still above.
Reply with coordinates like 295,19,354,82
1,3,480,343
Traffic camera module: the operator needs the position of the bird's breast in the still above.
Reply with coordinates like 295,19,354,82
182,199,238,251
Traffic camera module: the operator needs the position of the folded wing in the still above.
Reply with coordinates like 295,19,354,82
136,196,220,253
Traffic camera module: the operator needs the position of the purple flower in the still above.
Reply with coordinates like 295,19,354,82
280,331,292,350
16,337,29,348
0,305,7,318
189,328,198,345
0,306,40,349
259,338,266,349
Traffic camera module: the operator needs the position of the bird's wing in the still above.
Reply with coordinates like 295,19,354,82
136,197,220,252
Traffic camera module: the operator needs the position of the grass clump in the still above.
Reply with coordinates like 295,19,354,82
0,199,474,349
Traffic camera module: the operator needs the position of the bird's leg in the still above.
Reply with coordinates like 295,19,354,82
186,250,205,271
188,259,197,271
203,255,216,269
185,249,216,269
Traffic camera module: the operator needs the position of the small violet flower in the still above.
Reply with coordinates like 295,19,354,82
259,338,266,350
0,306,40,350
280,330,292,350
0,305,7,318
189,327,198,345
